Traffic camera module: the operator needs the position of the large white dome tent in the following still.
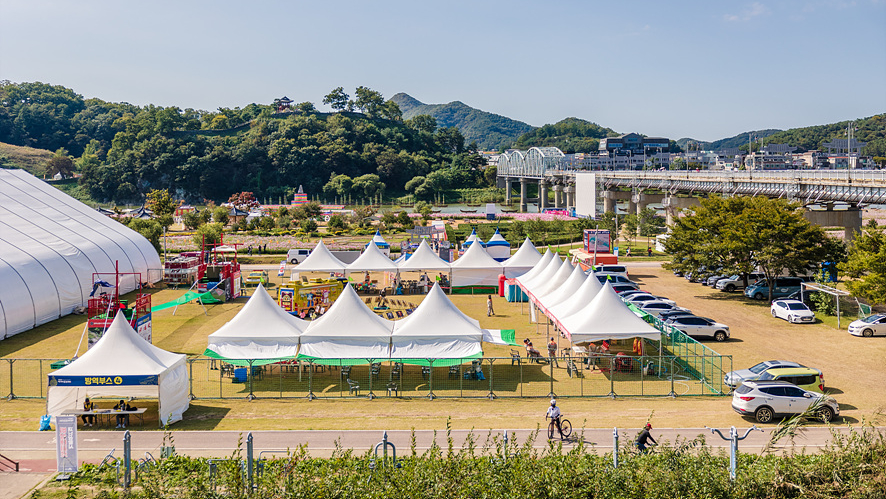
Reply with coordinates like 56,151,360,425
0,169,162,339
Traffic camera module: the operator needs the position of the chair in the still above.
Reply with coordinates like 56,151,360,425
391,362,402,379
341,365,352,379
510,349,522,365
370,362,381,380
386,381,399,397
448,365,460,378
347,378,360,396
421,366,431,379
566,359,584,378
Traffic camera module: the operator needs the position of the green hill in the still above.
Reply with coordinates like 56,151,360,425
676,130,782,151
511,117,617,154
0,142,54,175
391,93,534,151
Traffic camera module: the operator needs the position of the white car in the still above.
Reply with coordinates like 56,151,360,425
664,315,730,342
626,293,676,306
732,380,839,423
771,299,815,324
638,301,690,318
848,313,886,337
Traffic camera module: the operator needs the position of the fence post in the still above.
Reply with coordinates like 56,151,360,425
609,358,615,398
188,359,196,400
307,361,316,400
487,359,496,400
548,355,555,399
246,432,254,493
669,357,676,398
6,359,15,401
247,360,255,401
123,430,132,489
612,427,619,468
427,359,436,400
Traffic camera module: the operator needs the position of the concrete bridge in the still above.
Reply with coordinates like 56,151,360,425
498,169,886,239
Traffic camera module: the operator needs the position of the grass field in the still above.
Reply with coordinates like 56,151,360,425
2,264,885,432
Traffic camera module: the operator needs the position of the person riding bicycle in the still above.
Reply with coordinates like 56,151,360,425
636,423,657,452
545,399,564,439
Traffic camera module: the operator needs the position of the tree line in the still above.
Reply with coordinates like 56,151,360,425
0,81,492,204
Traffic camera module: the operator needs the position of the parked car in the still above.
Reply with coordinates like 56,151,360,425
847,313,886,337
594,273,635,285
771,299,816,324
704,274,730,287
724,360,809,388
732,380,839,423
638,301,690,318
757,367,825,393
745,277,805,301
618,289,648,299
664,315,730,342
593,264,629,279
611,283,640,295
716,273,765,292
286,248,311,264
657,310,697,322
244,270,268,286
626,293,676,306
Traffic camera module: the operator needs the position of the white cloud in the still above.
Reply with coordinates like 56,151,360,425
724,2,770,22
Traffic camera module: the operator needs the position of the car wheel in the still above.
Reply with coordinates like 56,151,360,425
771,309,777,317
725,284,735,292
290,259,298,264
817,407,835,423
862,328,874,338
754,292,764,300
754,406,774,424
714,331,727,342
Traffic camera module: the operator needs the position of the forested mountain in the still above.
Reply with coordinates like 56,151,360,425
391,93,534,151
763,115,886,156
0,81,490,204
676,130,782,151
511,118,618,153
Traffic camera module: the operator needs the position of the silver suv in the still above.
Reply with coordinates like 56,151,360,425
716,272,764,292
731,380,838,423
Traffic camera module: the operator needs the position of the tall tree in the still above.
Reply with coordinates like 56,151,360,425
323,87,350,112
354,86,385,117
840,221,886,305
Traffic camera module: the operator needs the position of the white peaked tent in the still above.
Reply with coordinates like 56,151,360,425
292,240,347,273
204,284,307,365
484,229,511,261
548,271,603,328
512,248,553,283
347,241,399,272
298,285,396,364
559,282,661,343
503,237,542,277
367,230,391,256
47,312,189,426
450,240,503,287
462,229,482,249
530,259,575,305
517,253,563,301
391,283,483,362
537,264,587,315
398,239,451,272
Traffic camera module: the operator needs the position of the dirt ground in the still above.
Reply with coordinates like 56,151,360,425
1,263,884,431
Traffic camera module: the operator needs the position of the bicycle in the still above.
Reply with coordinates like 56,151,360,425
547,417,572,440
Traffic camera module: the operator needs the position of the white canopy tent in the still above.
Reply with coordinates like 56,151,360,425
292,240,347,273
462,229,482,249
368,230,391,256
484,229,511,261
537,264,587,315
204,284,307,365
547,271,603,328
347,241,400,272
516,253,563,302
449,240,503,287
558,282,661,343
528,259,575,306
502,237,542,278
391,283,483,363
47,312,189,426
298,285,396,364
397,239,451,272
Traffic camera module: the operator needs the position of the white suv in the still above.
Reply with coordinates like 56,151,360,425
732,380,838,423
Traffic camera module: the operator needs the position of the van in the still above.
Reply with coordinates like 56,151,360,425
744,277,804,301
286,248,311,264
593,265,628,279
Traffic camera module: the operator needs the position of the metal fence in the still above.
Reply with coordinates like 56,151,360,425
4,351,732,401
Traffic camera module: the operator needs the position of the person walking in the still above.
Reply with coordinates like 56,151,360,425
635,423,658,453
547,337,559,367
486,295,495,316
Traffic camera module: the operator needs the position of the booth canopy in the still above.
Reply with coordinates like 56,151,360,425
450,240,503,287
347,240,399,272
47,312,189,426
559,282,661,343
484,229,511,261
463,229,481,248
537,264,587,314
368,230,390,249
204,284,307,365
398,239,451,272
298,285,395,364
513,249,553,288
502,237,541,277
547,270,603,325
292,240,347,273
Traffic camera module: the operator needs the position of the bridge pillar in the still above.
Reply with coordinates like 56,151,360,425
663,196,701,226
565,184,576,210
603,190,616,213
553,184,564,209
504,177,512,204
520,178,528,213
539,179,548,211
803,205,863,242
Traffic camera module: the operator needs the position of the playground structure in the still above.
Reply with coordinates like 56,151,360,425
86,263,152,347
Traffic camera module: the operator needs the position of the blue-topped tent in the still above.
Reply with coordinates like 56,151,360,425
366,230,391,256
462,228,482,250
485,228,511,261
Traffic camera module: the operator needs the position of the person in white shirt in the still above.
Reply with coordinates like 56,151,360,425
545,399,564,439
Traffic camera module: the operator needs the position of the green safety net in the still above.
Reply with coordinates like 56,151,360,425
202,349,292,367
151,290,223,312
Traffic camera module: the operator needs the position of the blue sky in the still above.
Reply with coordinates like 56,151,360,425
1,0,884,141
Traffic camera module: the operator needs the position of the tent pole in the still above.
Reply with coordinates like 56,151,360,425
73,322,89,359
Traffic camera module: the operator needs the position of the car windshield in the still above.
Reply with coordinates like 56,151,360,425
758,372,778,381
749,362,770,374
861,314,886,324
788,303,809,311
